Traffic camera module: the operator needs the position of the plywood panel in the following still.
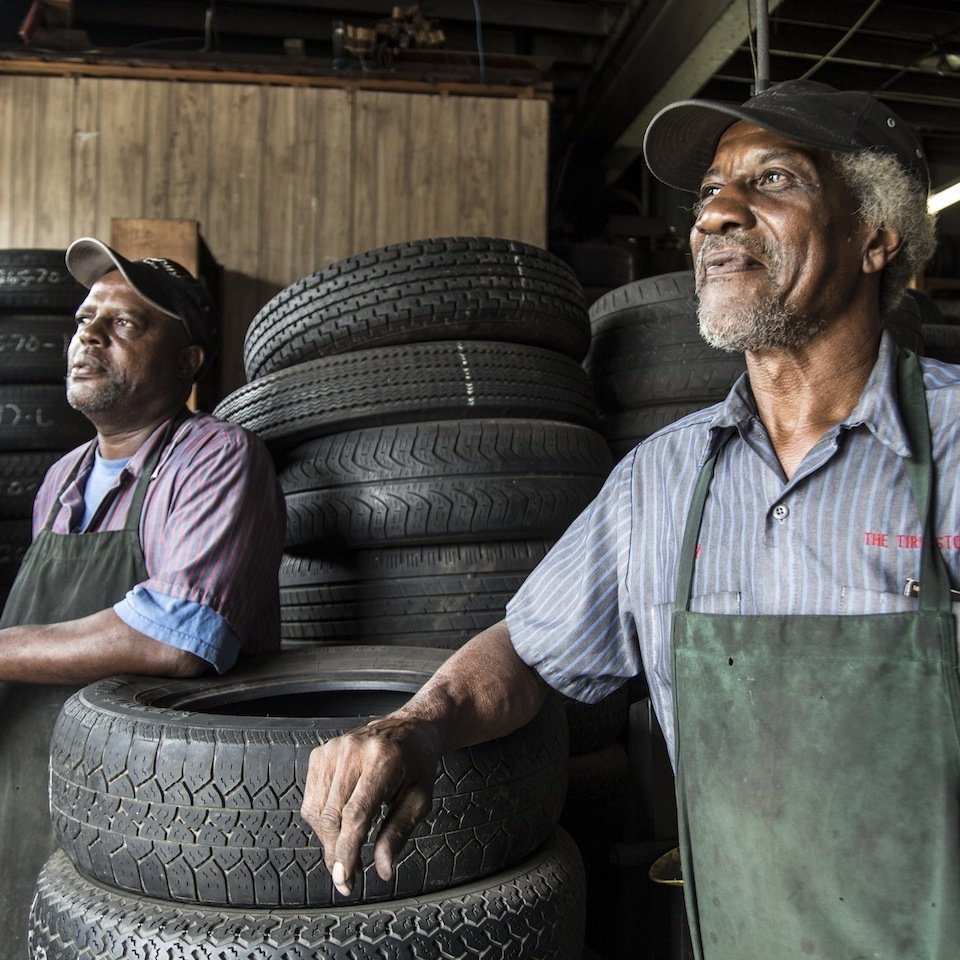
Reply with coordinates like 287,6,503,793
457,97,498,237
72,78,100,240
517,97,549,245
312,87,354,269
208,84,265,393
35,78,75,247
167,82,211,225
9,76,39,247
408,93,460,241
0,72,549,397
95,80,148,238
142,81,172,217
0,78,21,244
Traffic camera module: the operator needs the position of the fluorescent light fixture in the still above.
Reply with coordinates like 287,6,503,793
928,177,960,214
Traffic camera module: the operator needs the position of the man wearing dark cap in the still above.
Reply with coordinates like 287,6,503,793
299,80,957,957
0,238,284,952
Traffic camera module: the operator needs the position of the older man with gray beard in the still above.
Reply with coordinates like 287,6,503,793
299,80,958,960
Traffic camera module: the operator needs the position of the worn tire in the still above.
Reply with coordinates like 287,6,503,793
0,384,93,451
50,647,568,907
0,314,74,382
243,237,590,381
215,341,599,451
0,451,58,518
564,686,630,757
0,249,85,313
280,419,611,548
279,541,551,647
923,323,960,364
585,272,745,410
600,402,712,458
30,831,585,959
0,519,31,605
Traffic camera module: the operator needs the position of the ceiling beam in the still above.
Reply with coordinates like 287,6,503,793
587,0,788,181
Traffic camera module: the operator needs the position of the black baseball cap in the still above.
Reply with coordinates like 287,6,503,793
642,79,929,194
65,237,218,379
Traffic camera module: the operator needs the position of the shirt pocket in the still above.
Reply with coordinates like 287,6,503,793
839,586,916,614
647,592,742,688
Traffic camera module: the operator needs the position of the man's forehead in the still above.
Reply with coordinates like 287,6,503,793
704,122,829,174
79,271,171,321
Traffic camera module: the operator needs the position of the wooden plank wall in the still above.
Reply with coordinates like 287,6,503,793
0,74,549,396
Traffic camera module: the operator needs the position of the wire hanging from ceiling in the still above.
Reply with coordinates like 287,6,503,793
800,0,883,80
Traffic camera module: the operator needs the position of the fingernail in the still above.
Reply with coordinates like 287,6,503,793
332,861,351,896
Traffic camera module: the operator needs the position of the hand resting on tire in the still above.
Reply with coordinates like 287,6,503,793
300,620,550,895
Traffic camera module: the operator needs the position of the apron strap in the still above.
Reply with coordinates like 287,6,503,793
676,452,716,612
897,350,952,614
42,410,190,536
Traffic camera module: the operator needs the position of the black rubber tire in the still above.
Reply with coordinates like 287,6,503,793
215,341,599,451
0,314,74,382
243,237,591,381
30,831,585,960
0,451,59,519
0,249,85,313
564,686,630,757
50,647,568,907
551,241,636,289
881,290,927,354
0,384,93,451
584,272,745,410
0,519,31,606
560,743,632,856
600,401,712,458
279,541,552,648
279,419,612,548
923,323,960,364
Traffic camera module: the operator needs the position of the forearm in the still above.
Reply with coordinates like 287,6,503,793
390,619,549,753
0,608,208,684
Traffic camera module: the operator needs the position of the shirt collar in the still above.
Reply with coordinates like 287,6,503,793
701,330,911,465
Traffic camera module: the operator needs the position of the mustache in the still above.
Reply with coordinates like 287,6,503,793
694,235,779,277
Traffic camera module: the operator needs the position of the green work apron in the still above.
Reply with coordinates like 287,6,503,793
0,415,177,957
671,350,960,960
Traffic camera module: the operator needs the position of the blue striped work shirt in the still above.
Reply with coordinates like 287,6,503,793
33,412,285,669
507,333,960,764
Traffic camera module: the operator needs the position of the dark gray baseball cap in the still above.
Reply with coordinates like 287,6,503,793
66,237,218,379
642,79,929,194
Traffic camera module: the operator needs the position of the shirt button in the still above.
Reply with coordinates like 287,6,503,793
773,503,789,520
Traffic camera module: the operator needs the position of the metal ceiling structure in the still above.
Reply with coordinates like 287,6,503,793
5,0,960,230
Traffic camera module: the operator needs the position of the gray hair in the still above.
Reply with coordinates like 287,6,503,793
831,150,937,313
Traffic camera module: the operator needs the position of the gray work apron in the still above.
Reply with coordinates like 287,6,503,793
671,350,960,959
0,416,177,957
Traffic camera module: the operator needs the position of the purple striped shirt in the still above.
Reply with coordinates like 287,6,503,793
33,411,284,660
507,333,960,764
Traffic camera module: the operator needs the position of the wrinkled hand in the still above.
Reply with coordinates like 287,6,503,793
300,714,442,896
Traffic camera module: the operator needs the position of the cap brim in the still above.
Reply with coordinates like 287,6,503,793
65,237,180,322
643,100,765,194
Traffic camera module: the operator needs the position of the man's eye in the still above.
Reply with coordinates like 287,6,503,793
698,184,721,201
757,169,788,187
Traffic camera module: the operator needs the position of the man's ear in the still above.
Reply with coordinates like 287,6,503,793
179,344,205,382
862,224,903,275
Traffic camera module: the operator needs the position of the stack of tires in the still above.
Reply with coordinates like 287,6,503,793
0,250,92,606
31,645,586,957
212,236,628,957
584,271,745,460
217,237,613,652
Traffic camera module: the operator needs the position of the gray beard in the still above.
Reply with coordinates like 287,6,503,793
67,377,127,415
694,235,828,353
697,293,829,353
